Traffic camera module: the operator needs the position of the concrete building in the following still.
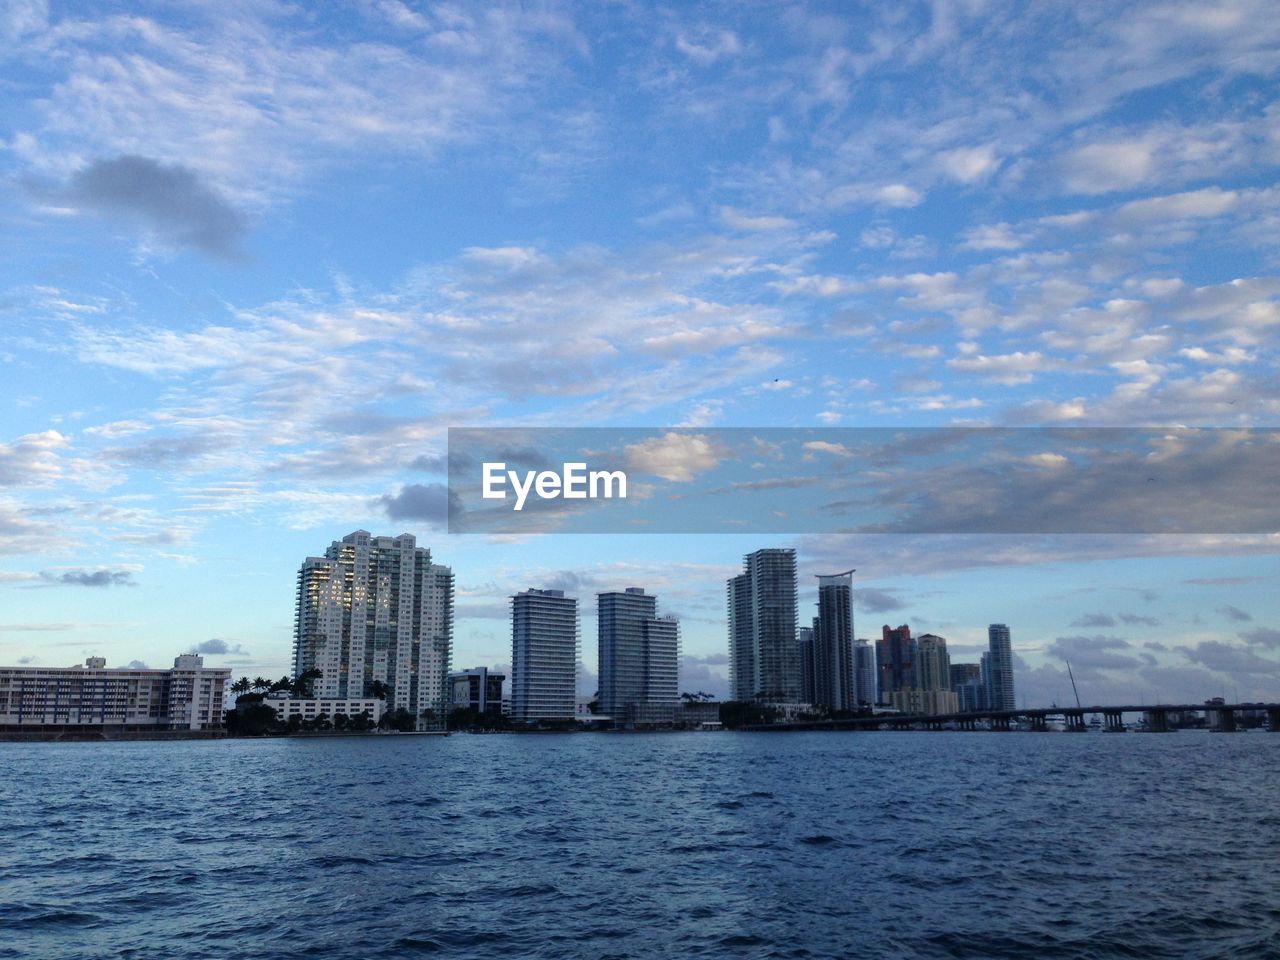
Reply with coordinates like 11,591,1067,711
889,688,959,716
798,625,815,705
987,624,1016,711
877,624,916,702
955,679,985,712
853,639,877,707
676,700,722,728
0,655,229,732
728,548,800,703
597,587,679,727
294,530,453,729
811,571,856,712
950,662,984,712
511,589,579,724
449,667,505,718
915,634,953,695
263,692,383,725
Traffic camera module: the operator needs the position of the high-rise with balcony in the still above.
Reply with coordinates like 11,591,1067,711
728,548,800,703
294,530,453,729
597,587,679,727
810,572,856,712
511,589,579,724
987,623,1016,711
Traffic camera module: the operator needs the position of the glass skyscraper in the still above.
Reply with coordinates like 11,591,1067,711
987,623,1016,710
811,572,856,712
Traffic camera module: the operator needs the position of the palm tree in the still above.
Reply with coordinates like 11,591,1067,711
231,677,252,696
269,675,292,693
368,680,391,700
293,668,322,698
251,676,271,693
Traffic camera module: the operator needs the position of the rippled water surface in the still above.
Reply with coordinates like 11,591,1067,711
2,732,1278,959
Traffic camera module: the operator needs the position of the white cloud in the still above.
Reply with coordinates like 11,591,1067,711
623,432,722,483
875,184,924,208
938,144,1000,184
802,440,853,458
946,350,1052,385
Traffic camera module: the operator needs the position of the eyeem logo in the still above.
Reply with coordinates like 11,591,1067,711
482,462,627,511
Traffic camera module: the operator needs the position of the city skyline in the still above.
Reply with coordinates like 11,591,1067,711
1,3,1277,709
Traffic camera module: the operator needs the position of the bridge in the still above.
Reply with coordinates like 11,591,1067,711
747,702,1280,733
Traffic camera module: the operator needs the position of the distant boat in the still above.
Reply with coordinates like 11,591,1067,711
1088,714,1102,730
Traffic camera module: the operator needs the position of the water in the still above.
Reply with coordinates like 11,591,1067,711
1,732,1277,959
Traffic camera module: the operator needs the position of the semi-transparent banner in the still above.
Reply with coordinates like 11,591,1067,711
446,427,1279,535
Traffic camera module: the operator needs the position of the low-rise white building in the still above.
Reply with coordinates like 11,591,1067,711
0,655,229,731
263,692,383,724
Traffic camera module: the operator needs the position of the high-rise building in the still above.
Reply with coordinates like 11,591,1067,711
728,548,800,702
511,589,579,724
915,634,952,693
811,572,856,712
798,625,815,705
956,678,985,712
900,633,959,715
950,661,985,712
987,623,1016,711
876,624,916,701
597,587,679,726
853,639,877,706
889,687,959,716
294,530,453,729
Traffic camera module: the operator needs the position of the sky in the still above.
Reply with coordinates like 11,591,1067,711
1,0,1278,708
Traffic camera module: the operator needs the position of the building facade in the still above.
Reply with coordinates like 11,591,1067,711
915,634,953,695
853,639,877,707
950,662,984,711
598,588,679,727
889,687,959,716
987,623,1016,711
798,625,815,705
294,530,453,730
811,572,856,712
0,655,229,732
449,667,505,718
263,693,383,725
877,624,916,702
728,548,800,703
511,589,579,724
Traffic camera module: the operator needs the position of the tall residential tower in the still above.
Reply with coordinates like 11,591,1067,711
597,587,679,726
986,623,1016,711
810,571,856,712
876,624,916,702
728,548,800,702
511,589,579,725
294,530,453,729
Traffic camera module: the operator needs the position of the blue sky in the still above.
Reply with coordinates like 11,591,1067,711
1,0,1277,706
